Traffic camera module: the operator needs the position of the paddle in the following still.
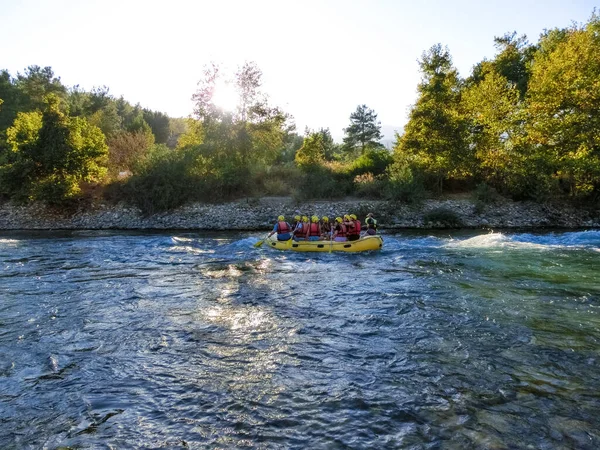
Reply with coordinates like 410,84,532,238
254,233,270,248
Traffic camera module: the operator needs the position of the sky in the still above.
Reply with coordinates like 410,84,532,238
0,0,597,142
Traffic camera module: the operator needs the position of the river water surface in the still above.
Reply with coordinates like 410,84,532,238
1,230,599,449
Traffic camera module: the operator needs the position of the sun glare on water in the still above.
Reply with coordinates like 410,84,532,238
212,81,238,112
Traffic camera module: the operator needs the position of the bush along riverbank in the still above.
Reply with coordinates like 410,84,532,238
0,197,599,231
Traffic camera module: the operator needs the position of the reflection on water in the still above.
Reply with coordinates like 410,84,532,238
0,229,599,448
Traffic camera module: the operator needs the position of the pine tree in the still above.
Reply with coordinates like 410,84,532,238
342,104,383,155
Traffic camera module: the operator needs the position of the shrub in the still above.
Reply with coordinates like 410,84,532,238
385,161,425,204
120,146,196,214
293,164,352,200
473,182,502,205
423,207,463,227
353,172,387,198
107,130,153,178
253,164,301,197
349,148,393,177
262,178,290,196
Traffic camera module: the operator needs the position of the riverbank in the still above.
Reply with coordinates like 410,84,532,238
1,197,599,230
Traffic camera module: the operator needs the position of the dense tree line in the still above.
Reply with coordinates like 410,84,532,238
0,11,598,211
395,13,600,201
0,66,185,204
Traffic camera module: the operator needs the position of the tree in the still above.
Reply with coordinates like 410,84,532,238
6,111,43,151
87,101,122,139
1,94,108,203
15,66,66,111
143,109,170,144
192,63,222,123
107,130,153,177
295,130,326,168
0,70,27,132
342,104,383,155
235,61,262,122
395,44,470,193
462,66,524,191
176,118,204,150
491,32,536,99
525,14,600,197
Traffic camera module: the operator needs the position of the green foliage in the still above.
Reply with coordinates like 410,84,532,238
293,164,352,201
0,94,108,204
342,104,383,156
462,65,525,192
6,111,43,151
491,32,536,98
15,66,67,112
349,148,393,176
107,130,152,177
295,131,326,168
143,109,170,144
423,207,463,227
255,165,301,196
473,182,502,205
278,132,304,164
353,173,387,198
4,20,600,211
526,14,600,199
87,101,122,139
118,145,201,214
0,70,26,132
395,44,471,193
176,118,204,150
385,160,426,203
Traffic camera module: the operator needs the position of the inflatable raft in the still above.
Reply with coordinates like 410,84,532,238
265,235,383,252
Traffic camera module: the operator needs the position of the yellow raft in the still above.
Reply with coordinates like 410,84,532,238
265,235,383,252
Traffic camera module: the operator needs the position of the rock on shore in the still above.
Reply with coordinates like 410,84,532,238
0,197,598,230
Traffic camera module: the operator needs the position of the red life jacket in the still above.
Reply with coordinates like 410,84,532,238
295,223,305,235
307,223,320,237
349,220,361,235
277,221,290,234
336,223,347,237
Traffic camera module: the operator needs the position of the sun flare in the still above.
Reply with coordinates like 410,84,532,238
212,81,238,112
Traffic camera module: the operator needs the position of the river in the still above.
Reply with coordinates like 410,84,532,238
1,230,599,449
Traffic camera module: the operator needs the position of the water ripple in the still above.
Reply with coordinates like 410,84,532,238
0,229,599,448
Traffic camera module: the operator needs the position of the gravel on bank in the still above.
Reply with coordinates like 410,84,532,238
0,197,599,230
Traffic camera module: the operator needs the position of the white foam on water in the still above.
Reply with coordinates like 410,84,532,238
446,230,600,251
0,238,20,245
169,245,215,254
172,236,193,243
446,232,552,251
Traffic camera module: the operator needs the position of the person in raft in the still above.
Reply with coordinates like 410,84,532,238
347,214,361,241
305,215,321,241
332,217,347,241
293,216,309,241
364,212,377,235
291,215,301,231
343,215,358,242
320,216,332,239
268,215,292,241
